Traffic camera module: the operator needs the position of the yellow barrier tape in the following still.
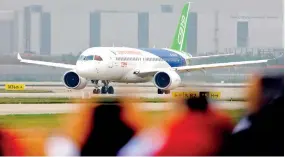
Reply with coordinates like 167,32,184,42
172,91,221,99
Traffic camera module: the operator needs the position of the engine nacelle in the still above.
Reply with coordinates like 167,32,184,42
62,70,88,90
153,70,181,90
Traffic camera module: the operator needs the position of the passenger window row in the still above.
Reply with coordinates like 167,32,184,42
78,55,180,63
116,57,164,61
115,57,180,62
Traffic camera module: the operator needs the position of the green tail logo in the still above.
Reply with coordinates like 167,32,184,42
170,2,191,53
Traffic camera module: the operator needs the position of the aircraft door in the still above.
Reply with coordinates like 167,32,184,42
107,56,124,80
108,57,114,68
136,56,144,72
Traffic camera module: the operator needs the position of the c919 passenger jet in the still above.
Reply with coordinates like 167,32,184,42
17,2,269,94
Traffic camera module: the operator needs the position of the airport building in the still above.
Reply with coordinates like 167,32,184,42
0,0,283,56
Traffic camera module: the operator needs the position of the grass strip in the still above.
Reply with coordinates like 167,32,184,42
0,97,73,104
0,114,64,129
0,109,245,129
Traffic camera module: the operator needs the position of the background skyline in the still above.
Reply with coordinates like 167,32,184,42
0,0,283,56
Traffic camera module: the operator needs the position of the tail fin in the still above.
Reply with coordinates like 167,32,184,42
170,2,191,53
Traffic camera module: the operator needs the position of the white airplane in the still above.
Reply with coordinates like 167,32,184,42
17,2,269,94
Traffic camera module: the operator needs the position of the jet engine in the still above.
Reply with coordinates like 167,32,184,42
153,70,181,90
62,70,88,90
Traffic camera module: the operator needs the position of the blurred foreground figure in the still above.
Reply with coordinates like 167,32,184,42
119,96,234,156
79,104,135,155
0,128,25,156
45,98,142,156
219,69,284,156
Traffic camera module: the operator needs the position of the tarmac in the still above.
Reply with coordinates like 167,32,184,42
0,101,245,115
0,82,247,115
0,86,246,99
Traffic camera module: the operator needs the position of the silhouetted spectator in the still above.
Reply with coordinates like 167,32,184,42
119,97,234,156
219,69,284,156
45,98,141,156
80,103,135,156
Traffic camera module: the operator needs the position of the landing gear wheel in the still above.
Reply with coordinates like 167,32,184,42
157,89,170,94
157,89,164,94
93,88,100,94
107,86,114,94
91,80,100,94
101,86,108,94
165,90,170,94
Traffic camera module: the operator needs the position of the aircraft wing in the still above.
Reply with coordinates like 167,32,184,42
137,59,269,76
173,59,268,72
17,53,76,69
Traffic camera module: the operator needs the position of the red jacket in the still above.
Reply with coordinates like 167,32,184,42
0,129,25,156
154,108,234,156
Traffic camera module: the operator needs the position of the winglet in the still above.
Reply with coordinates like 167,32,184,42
17,53,22,60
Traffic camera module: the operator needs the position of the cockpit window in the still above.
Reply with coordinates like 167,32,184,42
78,55,85,60
94,55,103,61
78,55,103,61
85,55,94,61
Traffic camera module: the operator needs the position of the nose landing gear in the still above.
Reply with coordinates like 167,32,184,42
91,80,115,94
157,89,170,94
91,80,100,94
93,88,101,94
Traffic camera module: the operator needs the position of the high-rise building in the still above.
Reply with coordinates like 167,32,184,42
0,10,15,54
24,5,51,55
23,6,31,53
40,12,51,55
138,12,149,48
237,21,249,48
89,11,101,47
13,11,19,53
0,20,13,54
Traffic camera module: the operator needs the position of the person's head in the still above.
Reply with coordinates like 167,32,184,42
246,69,284,113
80,100,136,156
184,96,209,112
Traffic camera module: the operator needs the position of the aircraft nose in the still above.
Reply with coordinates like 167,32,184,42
76,61,98,78
76,62,91,76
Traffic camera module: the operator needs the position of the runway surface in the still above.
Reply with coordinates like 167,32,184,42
0,82,247,115
0,86,247,99
0,101,245,115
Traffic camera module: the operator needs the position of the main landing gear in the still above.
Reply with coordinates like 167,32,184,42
91,80,114,94
157,89,170,94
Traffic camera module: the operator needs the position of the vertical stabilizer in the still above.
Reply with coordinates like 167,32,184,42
170,2,191,53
